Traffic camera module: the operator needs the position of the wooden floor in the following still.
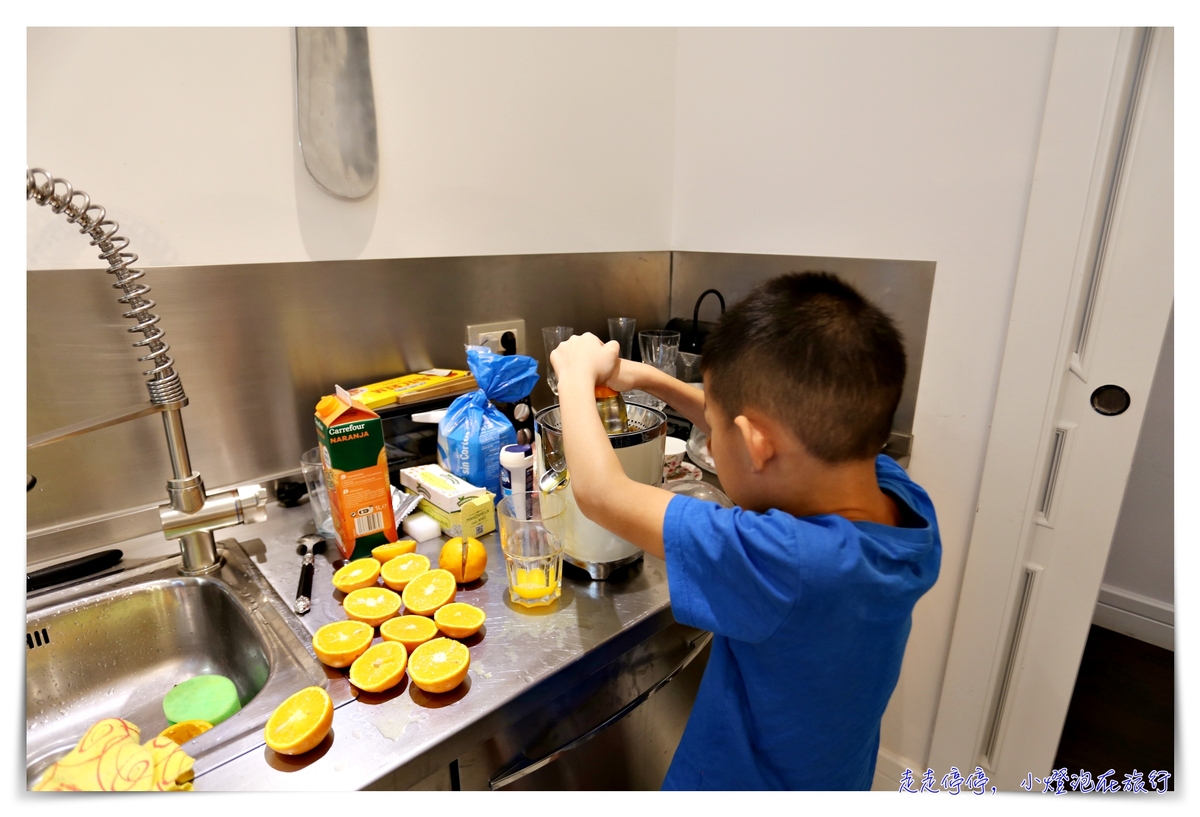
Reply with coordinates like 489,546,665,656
1053,625,1174,791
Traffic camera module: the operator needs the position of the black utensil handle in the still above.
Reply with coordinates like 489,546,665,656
295,557,314,612
28,549,123,593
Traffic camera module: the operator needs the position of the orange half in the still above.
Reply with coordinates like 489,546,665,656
380,553,430,591
312,620,374,668
264,686,333,756
349,641,408,693
332,558,381,593
408,638,470,694
402,569,457,616
157,720,212,746
434,602,486,639
372,540,418,563
342,587,402,628
380,615,440,651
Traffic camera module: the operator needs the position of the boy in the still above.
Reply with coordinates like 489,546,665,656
550,272,941,790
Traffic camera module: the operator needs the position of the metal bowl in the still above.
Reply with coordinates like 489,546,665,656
534,402,668,450
533,402,669,494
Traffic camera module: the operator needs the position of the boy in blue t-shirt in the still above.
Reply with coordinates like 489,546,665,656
550,272,941,790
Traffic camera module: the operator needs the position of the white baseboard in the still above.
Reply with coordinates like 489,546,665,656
872,746,921,792
1093,583,1174,651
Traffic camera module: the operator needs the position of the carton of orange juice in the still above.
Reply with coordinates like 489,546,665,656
315,386,399,560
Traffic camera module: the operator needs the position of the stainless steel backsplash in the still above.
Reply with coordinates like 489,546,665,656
671,252,936,437
28,250,933,562
27,252,671,560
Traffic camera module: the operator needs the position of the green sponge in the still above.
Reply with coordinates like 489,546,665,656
163,674,242,726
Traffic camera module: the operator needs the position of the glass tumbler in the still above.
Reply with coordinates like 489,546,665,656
300,447,336,538
607,317,637,360
635,329,681,409
541,326,574,396
638,329,681,375
498,491,568,608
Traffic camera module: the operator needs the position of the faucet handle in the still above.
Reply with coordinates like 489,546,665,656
236,485,270,526
160,483,268,574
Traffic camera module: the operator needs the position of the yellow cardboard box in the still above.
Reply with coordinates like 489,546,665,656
347,369,475,411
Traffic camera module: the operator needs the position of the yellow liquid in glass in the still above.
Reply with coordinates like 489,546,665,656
512,567,554,599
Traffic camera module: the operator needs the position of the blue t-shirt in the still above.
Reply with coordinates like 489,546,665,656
661,455,941,790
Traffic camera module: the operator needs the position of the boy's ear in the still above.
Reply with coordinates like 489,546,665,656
734,412,775,472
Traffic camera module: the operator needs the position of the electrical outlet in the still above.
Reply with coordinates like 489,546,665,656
466,320,526,356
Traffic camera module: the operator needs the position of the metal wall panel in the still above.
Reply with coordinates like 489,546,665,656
27,253,671,556
670,251,936,437
28,249,936,561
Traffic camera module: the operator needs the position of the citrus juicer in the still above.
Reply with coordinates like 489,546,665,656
533,403,667,579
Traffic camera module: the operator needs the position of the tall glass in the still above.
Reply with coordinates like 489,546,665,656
300,447,336,538
635,330,681,410
607,317,637,360
541,326,574,396
498,492,567,608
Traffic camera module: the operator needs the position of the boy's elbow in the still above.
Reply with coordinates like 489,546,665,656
571,477,617,529
571,482,604,523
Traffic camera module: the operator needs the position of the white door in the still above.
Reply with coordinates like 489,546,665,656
928,27,1173,789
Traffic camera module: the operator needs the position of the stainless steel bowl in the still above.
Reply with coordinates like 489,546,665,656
534,403,668,493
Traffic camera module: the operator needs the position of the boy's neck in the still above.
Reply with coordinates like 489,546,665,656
764,455,900,526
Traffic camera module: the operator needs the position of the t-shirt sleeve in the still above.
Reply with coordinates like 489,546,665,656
662,495,801,643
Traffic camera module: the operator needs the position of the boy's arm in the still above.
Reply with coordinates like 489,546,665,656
607,360,710,436
552,337,674,560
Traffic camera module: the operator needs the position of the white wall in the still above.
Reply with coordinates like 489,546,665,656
1096,308,1174,644
1103,309,1173,603
671,27,1058,774
27,28,677,269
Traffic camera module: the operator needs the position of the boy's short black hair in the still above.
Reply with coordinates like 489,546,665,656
701,272,906,463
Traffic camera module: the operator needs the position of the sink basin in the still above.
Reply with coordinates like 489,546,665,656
25,540,327,789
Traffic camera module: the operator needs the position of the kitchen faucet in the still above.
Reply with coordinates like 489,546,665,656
26,168,267,574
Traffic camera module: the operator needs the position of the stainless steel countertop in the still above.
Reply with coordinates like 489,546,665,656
96,498,677,791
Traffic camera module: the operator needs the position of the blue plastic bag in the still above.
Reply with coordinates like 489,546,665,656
438,346,540,496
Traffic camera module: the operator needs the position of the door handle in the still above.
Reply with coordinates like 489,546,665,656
488,631,713,790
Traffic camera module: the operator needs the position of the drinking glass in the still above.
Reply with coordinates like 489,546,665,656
541,326,574,396
638,329,681,373
300,447,336,538
635,330,681,409
498,491,568,608
677,350,703,384
607,317,637,360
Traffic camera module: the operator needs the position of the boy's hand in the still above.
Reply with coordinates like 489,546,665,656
604,358,642,394
550,333,620,388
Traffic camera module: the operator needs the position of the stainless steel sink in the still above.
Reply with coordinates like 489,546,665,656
25,540,327,788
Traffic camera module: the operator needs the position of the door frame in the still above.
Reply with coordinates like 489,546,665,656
928,26,1173,785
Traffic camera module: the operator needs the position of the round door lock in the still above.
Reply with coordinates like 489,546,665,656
1090,384,1131,416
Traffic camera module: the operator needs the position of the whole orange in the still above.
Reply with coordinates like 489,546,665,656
438,537,487,584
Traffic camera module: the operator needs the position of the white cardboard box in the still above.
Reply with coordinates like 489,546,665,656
399,463,488,514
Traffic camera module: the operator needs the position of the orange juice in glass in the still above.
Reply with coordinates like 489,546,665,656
498,492,567,608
